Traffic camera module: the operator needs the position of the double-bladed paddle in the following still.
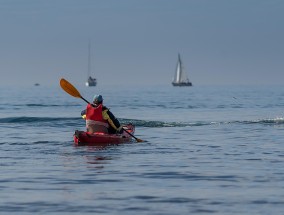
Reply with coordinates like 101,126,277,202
60,78,144,142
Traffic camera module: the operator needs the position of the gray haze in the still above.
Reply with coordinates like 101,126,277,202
0,0,283,87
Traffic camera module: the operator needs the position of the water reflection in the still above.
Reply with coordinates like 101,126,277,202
85,155,112,166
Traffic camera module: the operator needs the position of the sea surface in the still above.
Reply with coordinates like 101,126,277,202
0,84,284,215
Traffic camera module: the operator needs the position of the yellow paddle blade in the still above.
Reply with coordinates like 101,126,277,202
122,128,145,142
60,78,82,98
136,138,144,143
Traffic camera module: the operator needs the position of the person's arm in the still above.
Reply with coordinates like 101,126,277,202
102,109,121,131
107,110,121,128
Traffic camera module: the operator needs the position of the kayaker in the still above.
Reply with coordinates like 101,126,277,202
81,94,123,134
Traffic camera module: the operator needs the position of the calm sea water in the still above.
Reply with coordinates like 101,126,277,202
1,84,284,214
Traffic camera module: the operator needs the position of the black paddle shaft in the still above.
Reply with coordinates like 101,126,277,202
80,96,91,104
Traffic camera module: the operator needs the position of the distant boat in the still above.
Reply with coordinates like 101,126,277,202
34,83,40,86
172,54,192,87
86,76,97,87
85,41,97,87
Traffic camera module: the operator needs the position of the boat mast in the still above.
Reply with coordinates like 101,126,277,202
88,40,91,78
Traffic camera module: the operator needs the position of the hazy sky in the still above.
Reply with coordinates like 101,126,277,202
0,0,283,87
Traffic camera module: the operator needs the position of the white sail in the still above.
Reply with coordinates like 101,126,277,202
174,56,181,82
172,54,192,87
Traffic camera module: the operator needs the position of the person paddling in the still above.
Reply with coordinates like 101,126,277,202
81,94,122,134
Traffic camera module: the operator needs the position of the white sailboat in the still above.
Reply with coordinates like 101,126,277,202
172,54,192,87
85,41,97,87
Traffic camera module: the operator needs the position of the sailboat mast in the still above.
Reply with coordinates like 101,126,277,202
88,40,91,78
85,40,97,87
176,53,182,82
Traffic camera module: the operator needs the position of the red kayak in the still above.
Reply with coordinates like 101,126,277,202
73,124,135,146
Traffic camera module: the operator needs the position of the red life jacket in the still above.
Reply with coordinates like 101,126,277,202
86,104,109,128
